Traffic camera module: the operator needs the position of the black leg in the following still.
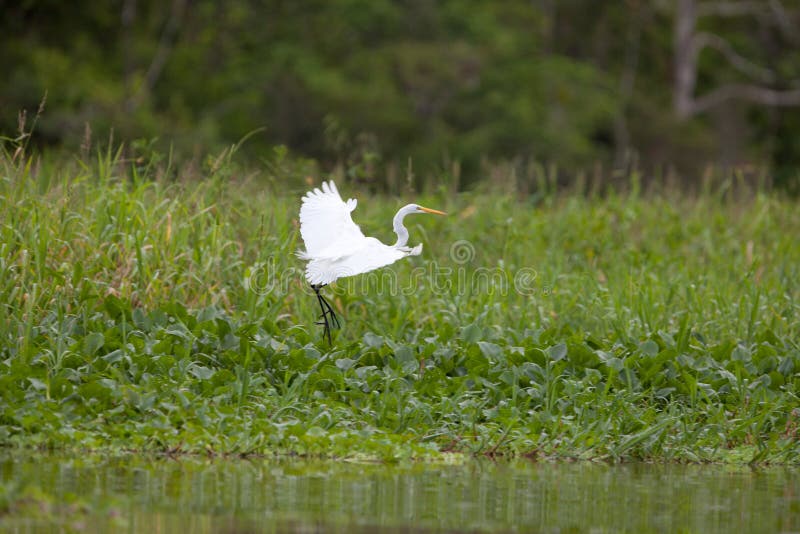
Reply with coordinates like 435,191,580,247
312,284,340,344
313,284,340,329
312,285,332,345
320,292,340,328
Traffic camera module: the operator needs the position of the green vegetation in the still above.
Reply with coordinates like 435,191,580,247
4,1,800,187
1,145,798,463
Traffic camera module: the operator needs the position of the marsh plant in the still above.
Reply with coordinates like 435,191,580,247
0,145,798,464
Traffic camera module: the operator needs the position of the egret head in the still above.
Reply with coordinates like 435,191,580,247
392,204,446,247
410,204,447,216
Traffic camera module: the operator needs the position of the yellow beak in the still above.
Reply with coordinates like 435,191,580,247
419,206,447,216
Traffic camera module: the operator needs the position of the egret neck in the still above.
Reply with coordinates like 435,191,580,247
392,204,418,247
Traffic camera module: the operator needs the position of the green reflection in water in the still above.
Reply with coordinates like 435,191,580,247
1,453,798,533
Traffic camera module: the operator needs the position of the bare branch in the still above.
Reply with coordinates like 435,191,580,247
769,0,800,43
689,83,800,114
692,32,776,83
697,0,799,38
696,1,767,17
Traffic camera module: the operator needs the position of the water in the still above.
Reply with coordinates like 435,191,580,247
1,453,798,533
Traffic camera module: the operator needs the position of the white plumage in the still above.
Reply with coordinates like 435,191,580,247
298,180,443,286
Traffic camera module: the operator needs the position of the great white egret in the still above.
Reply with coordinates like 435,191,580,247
298,180,446,343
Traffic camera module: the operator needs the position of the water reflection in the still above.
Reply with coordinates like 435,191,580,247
1,453,798,533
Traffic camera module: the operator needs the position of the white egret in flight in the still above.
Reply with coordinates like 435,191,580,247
298,181,446,343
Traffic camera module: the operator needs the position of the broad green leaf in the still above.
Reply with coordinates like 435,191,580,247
363,332,384,348
477,341,503,360
395,346,418,375
732,345,751,363
547,343,567,362
461,323,482,343
336,358,356,371
102,350,125,364
778,356,794,376
28,377,47,391
84,332,105,356
639,340,659,357
189,365,215,380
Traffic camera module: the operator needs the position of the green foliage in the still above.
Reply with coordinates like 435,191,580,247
14,0,800,181
0,147,799,463
4,0,800,191
5,1,800,186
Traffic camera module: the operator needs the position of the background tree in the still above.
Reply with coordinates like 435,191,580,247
1,0,799,189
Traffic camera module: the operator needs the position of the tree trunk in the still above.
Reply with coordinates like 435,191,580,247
674,0,697,118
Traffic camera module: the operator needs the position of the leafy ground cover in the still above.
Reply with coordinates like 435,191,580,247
1,148,799,463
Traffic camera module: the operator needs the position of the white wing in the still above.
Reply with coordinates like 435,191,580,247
299,180,366,259
304,238,422,286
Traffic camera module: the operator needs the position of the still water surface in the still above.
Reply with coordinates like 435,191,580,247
1,453,798,533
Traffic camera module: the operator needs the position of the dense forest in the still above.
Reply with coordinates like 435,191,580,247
3,0,800,188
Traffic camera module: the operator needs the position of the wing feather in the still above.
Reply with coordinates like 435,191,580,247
304,238,415,285
299,180,366,259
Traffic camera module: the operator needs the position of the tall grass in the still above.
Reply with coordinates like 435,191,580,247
0,144,798,463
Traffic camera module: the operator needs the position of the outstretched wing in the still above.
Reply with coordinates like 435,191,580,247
299,181,366,258
304,238,419,285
